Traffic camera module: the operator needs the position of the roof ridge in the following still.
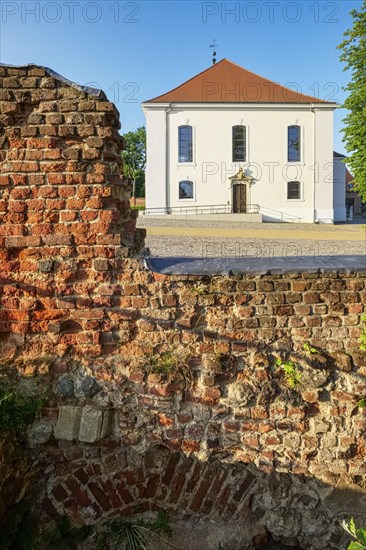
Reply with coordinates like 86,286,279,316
210,58,330,103
143,58,336,105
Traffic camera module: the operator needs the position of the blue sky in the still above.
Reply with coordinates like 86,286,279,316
0,0,362,153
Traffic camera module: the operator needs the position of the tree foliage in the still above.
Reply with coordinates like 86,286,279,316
342,518,366,550
122,126,146,198
338,0,366,200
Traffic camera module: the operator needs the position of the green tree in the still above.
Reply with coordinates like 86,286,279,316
338,0,366,200
122,126,146,198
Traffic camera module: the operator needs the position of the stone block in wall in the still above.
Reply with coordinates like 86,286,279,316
78,406,113,443
54,406,82,440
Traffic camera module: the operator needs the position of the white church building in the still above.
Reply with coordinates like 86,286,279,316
142,59,346,223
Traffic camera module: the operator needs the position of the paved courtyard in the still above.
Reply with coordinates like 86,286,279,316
137,217,366,259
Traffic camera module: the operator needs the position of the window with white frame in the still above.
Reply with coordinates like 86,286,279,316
232,125,246,162
178,125,193,163
288,125,301,162
179,180,194,199
287,181,301,200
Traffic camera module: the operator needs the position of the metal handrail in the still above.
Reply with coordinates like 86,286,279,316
143,204,260,216
142,203,303,223
258,205,302,223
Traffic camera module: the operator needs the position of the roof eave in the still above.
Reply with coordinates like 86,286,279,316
142,101,338,110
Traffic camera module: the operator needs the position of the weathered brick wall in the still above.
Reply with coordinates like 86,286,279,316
0,63,144,359
1,65,366,550
27,269,366,549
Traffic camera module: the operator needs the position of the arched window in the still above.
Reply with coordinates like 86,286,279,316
288,125,301,162
179,180,194,199
178,126,193,162
232,125,246,162
287,181,301,200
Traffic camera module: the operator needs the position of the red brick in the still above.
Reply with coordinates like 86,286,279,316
264,435,281,445
161,453,181,486
304,292,321,304
177,413,193,424
116,481,134,504
232,472,255,502
87,482,112,511
190,478,212,513
258,423,275,433
73,468,89,485
223,421,240,432
331,390,354,403
157,413,174,427
251,406,268,419
64,477,91,507
100,480,122,508
165,428,183,440
51,484,68,502
182,440,201,453
201,387,221,404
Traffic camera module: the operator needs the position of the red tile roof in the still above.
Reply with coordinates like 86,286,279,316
346,167,354,184
145,59,336,104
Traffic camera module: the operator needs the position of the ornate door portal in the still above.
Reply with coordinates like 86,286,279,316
232,183,246,213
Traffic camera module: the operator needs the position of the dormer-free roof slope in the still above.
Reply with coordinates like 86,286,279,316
145,59,336,104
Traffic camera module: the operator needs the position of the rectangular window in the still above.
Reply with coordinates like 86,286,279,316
179,180,194,199
178,126,193,163
288,126,301,162
287,181,300,200
233,125,246,162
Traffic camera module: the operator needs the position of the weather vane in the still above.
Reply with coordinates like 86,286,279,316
210,40,217,65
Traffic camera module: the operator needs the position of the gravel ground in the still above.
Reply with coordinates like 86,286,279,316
137,216,366,258
143,235,366,258
137,216,366,232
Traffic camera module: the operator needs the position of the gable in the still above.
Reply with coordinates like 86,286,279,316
145,59,336,105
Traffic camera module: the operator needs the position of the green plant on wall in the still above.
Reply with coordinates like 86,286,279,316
0,382,47,433
189,286,206,295
303,342,317,355
148,350,193,386
150,351,179,378
276,358,302,389
7,511,177,550
342,518,366,549
360,313,366,351
95,510,179,550
356,397,366,409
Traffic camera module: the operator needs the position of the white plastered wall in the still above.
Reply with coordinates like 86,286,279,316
333,157,347,222
143,103,337,223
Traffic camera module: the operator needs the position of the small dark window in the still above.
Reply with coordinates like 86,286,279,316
288,125,300,162
287,181,300,200
232,125,246,162
178,126,193,162
179,180,194,199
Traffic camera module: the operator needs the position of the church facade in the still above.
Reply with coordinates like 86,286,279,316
142,59,345,223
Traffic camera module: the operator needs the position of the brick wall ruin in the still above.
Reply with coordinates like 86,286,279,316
0,65,366,550
0,63,145,356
